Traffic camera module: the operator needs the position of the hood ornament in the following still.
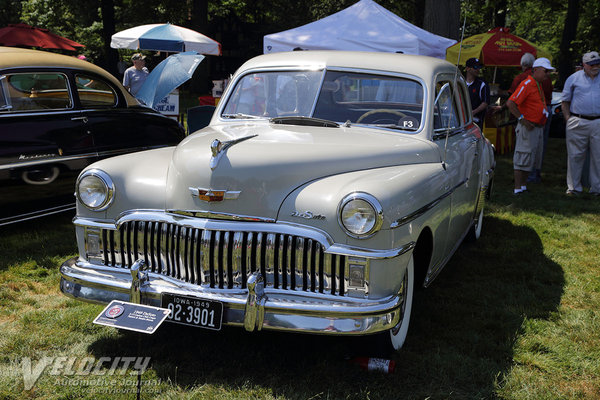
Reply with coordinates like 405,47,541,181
210,134,258,170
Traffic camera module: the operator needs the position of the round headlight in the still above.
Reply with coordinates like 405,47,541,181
338,193,383,238
76,169,114,210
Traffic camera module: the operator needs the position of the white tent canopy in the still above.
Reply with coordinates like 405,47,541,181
263,0,456,59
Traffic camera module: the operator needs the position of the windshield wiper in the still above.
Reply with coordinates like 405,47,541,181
221,113,263,119
270,116,339,128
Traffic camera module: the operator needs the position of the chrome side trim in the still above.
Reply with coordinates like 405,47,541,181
390,179,467,229
0,203,75,226
0,153,98,170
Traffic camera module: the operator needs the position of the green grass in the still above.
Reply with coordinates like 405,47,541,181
0,137,599,399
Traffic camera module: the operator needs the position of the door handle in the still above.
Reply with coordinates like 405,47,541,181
71,116,88,123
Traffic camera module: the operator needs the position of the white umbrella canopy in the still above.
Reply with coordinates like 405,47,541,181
111,23,221,55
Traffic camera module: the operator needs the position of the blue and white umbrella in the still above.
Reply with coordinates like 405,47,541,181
111,23,221,55
136,51,205,109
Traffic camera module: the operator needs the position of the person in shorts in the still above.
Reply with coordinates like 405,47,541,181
505,58,555,195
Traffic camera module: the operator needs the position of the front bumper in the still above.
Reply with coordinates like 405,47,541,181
60,257,404,335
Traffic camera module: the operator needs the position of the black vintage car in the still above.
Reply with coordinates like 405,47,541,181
0,47,185,225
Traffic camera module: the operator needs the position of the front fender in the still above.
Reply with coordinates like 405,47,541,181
75,146,176,220
277,162,448,249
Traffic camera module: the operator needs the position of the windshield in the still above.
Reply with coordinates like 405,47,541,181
221,69,424,132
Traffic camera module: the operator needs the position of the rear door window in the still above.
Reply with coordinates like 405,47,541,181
0,72,72,112
75,74,117,108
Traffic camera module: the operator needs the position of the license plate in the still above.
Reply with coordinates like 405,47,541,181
160,293,223,331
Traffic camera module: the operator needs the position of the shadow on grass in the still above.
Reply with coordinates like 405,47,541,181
87,216,564,399
491,137,599,217
0,212,76,272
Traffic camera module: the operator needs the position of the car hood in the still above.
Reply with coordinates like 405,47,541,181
165,122,440,220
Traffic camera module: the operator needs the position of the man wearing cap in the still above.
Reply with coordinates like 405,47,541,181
561,51,600,196
123,53,149,96
507,53,554,183
465,57,490,126
505,58,555,195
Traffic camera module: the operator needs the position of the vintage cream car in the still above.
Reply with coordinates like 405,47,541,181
60,51,495,350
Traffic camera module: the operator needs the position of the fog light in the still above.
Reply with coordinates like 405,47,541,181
85,230,102,262
349,263,365,288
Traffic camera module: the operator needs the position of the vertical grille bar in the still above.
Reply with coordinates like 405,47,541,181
265,234,275,288
149,222,156,273
201,230,211,286
222,231,231,289
232,232,243,286
283,235,290,289
245,232,254,274
255,233,263,276
276,234,284,289
339,255,346,295
317,245,324,293
305,239,312,291
294,237,304,290
179,226,188,281
194,229,202,284
309,241,317,292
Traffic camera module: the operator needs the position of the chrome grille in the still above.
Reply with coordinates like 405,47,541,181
100,220,347,295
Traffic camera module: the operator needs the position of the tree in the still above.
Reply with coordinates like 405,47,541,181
557,0,580,87
424,0,461,40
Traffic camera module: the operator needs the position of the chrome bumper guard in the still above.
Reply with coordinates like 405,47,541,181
61,257,403,335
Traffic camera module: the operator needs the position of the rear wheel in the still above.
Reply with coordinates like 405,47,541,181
466,207,484,242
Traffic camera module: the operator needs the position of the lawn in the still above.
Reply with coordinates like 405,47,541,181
0,137,598,399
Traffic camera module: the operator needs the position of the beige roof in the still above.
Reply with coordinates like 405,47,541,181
236,50,457,79
0,46,137,106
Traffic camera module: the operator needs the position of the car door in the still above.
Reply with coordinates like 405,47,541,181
72,72,184,159
0,70,96,224
433,76,480,256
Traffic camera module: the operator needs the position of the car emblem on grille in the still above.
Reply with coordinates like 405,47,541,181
210,134,258,170
189,187,241,202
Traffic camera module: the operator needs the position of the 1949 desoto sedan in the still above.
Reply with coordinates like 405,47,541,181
60,51,495,351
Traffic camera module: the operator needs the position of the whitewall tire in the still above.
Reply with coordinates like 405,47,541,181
388,254,414,350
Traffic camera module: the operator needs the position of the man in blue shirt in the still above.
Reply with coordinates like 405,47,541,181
123,53,149,97
561,51,600,196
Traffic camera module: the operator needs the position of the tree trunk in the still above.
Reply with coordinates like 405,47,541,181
423,0,461,40
558,0,580,88
100,0,118,77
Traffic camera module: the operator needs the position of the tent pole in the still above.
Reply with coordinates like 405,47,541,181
493,66,497,83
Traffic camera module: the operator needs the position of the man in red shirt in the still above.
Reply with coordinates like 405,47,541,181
505,58,555,194
510,53,554,183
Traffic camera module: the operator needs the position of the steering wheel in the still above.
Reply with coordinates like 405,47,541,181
356,109,407,123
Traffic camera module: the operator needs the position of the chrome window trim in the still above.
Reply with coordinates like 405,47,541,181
73,211,413,260
0,66,124,109
0,71,74,112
